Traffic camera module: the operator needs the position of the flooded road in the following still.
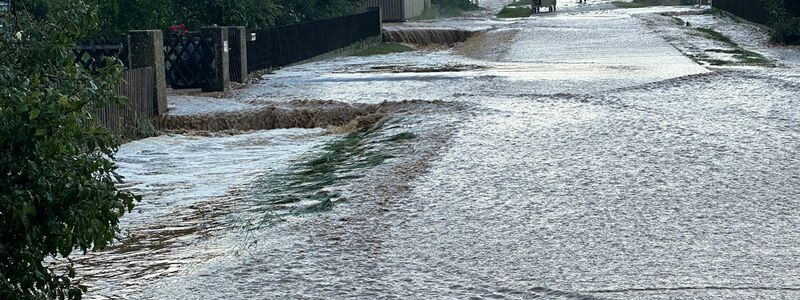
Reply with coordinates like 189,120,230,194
80,1,800,299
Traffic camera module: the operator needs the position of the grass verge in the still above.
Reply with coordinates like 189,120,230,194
509,0,533,5
354,43,414,56
412,0,481,20
497,6,531,18
690,28,774,67
613,0,683,8
694,27,738,47
705,49,774,66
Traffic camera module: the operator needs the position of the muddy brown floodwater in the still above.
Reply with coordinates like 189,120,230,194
77,1,800,299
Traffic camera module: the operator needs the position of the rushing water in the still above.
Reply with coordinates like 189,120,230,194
78,2,800,299
383,27,476,46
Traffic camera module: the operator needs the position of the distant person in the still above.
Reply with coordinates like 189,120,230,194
578,0,586,3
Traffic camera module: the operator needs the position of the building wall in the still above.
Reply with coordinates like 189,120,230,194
366,0,428,22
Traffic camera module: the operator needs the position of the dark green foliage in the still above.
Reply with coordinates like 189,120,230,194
97,0,361,35
19,0,364,35
1,1,139,299
765,0,800,44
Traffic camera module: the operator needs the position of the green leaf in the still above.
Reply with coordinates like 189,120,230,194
30,108,40,120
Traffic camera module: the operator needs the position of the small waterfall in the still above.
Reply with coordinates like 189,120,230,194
383,28,476,46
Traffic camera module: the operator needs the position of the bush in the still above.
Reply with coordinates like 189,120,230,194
93,0,364,35
0,1,138,299
765,0,800,44
19,0,365,35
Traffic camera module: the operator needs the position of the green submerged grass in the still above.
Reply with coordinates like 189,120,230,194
692,28,774,66
354,43,414,56
386,132,417,142
695,27,738,47
613,0,683,8
509,0,533,5
253,119,418,217
411,1,481,20
496,6,531,18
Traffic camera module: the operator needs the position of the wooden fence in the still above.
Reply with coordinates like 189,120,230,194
95,67,156,131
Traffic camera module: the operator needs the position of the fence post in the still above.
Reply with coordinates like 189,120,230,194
225,26,248,83
374,6,383,39
128,30,168,116
200,27,230,92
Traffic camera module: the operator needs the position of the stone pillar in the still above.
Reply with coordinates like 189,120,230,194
128,30,167,116
225,26,248,83
200,27,230,92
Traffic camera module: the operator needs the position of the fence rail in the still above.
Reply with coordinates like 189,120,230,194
95,67,156,130
247,8,381,72
74,36,129,73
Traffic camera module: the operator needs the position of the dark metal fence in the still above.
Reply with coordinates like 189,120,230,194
712,0,800,24
163,32,216,89
247,8,381,72
712,0,771,24
95,67,156,130
74,36,129,73
228,29,245,83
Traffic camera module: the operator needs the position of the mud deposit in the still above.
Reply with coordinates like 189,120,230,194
78,2,800,299
157,99,461,132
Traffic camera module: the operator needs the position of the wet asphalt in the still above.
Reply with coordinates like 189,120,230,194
81,1,800,299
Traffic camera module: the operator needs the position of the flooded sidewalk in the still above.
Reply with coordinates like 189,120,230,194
80,2,800,299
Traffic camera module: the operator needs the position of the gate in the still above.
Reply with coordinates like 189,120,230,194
163,32,217,89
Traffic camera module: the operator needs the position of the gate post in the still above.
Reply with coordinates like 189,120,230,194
128,30,168,116
200,27,230,92
225,26,248,83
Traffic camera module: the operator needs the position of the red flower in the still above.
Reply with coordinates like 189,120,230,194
169,25,178,32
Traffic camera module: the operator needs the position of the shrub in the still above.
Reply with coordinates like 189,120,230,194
765,0,800,44
0,1,139,299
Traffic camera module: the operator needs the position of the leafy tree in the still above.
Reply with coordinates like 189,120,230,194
0,1,139,299
89,0,365,35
